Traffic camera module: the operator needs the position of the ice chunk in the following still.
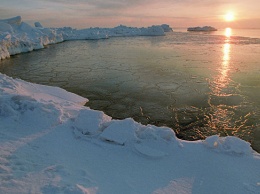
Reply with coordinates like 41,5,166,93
72,109,111,135
100,118,138,145
204,135,252,155
136,125,176,142
34,22,43,28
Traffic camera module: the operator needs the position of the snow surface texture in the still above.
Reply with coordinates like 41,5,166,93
0,74,260,194
0,17,259,194
0,16,172,60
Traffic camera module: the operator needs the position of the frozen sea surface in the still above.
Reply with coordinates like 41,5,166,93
0,29,259,151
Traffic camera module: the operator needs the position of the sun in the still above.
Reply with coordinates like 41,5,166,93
224,12,235,22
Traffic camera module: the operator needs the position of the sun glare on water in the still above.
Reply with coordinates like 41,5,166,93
224,12,235,22
225,27,232,37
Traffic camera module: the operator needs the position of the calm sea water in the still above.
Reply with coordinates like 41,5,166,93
1,28,259,150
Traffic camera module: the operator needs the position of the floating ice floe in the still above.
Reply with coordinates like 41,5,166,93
187,26,217,32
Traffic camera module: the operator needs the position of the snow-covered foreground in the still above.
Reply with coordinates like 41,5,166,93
0,16,260,194
0,74,260,194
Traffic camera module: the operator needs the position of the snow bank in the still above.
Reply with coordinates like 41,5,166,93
0,73,259,194
106,24,167,37
0,16,64,60
0,16,170,60
58,24,168,40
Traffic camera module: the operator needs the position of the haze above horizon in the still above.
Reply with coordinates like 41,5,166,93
1,0,260,29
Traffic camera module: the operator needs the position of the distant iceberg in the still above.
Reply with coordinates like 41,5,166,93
187,26,217,32
0,16,172,60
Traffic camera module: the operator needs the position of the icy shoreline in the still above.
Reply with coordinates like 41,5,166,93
0,72,259,194
0,16,172,61
0,17,260,193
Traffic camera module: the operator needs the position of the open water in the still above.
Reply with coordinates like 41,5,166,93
0,28,259,151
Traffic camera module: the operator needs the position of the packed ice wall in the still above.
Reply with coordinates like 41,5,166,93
0,16,172,60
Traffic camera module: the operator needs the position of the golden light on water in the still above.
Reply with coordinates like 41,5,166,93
212,28,232,93
219,42,230,89
221,28,232,86
207,27,232,132
225,28,232,38
223,43,230,66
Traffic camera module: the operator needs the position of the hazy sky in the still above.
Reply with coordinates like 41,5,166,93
1,0,260,28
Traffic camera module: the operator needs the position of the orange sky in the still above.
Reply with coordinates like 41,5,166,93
1,0,260,29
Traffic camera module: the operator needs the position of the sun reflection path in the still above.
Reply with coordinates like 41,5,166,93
211,28,231,96
225,27,232,38
207,28,235,134
218,39,231,93
221,28,232,93
207,28,253,138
